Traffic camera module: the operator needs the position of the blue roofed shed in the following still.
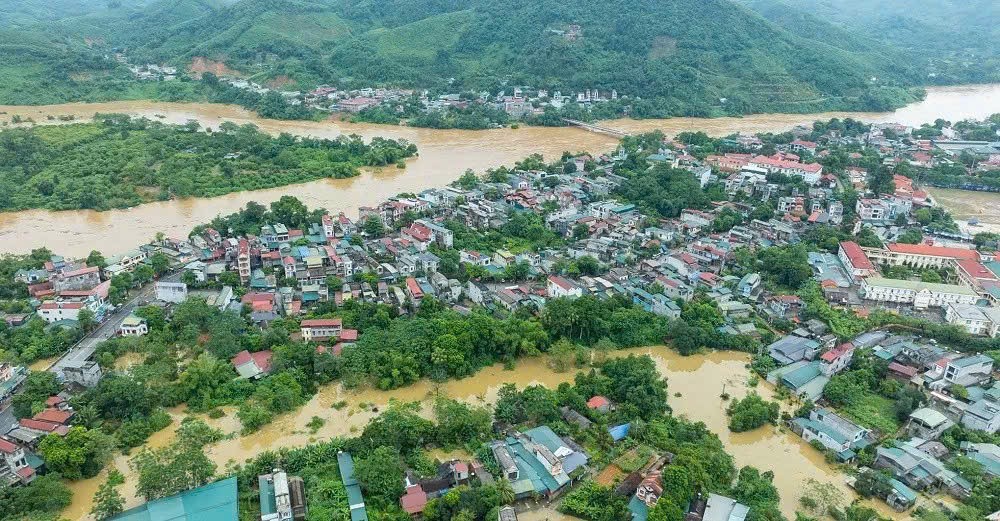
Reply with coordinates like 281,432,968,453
338,451,369,521
609,423,631,442
108,477,238,521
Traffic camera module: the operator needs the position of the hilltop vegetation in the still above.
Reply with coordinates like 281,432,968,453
0,114,416,211
0,0,935,116
739,0,1000,85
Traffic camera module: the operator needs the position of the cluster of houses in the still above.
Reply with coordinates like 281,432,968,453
0,393,76,488
765,326,1000,511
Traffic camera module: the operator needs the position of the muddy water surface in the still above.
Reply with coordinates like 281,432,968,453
61,348,910,520
2,84,998,257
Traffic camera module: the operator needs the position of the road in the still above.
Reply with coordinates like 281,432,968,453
0,272,183,434
48,271,182,376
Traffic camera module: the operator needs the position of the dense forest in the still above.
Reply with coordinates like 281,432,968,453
0,0,938,116
739,0,1000,86
0,114,416,211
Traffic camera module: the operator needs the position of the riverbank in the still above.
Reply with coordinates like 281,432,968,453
61,347,910,521
0,84,997,258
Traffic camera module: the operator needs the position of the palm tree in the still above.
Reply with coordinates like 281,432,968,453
497,478,515,505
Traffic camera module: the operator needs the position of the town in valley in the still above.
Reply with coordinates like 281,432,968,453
1,107,1000,521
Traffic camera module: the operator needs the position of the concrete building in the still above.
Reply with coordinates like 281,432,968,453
119,315,148,337
62,360,103,388
299,318,343,342
838,241,878,279
0,438,33,487
961,399,1000,434
945,303,1000,336
859,278,978,310
155,281,188,303
790,408,871,461
906,408,954,440
547,276,583,299
865,243,979,269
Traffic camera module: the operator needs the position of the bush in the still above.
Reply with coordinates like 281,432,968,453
726,393,780,432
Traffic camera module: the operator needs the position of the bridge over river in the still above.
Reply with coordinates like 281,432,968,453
561,118,630,137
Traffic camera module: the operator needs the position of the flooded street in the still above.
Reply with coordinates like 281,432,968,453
1,84,998,257
61,347,910,520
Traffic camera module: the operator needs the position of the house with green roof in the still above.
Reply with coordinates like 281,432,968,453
108,477,238,521
338,452,368,521
773,361,829,401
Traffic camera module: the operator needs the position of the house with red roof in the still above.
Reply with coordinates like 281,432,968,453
747,154,823,184
300,318,343,342
587,395,612,412
868,242,980,269
400,484,428,516
0,438,34,486
18,418,70,436
231,350,273,380
547,275,583,298
956,259,998,289
789,139,818,154
820,343,856,376
838,241,878,279
33,408,73,425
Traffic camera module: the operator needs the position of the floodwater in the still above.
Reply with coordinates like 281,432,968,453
1,83,998,257
27,355,60,372
60,347,914,520
112,352,146,372
928,187,1000,235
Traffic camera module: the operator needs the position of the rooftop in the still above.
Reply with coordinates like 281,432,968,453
108,476,238,521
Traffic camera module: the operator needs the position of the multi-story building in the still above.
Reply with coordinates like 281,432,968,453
838,241,878,280
855,199,890,222
859,278,978,310
0,438,33,487
864,243,979,269
299,318,343,342
945,303,1000,336
237,239,251,283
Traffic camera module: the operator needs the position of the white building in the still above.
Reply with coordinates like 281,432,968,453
0,438,33,487
299,318,343,341
838,241,878,279
119,315,148,337
155,281,188,304
945,303,1000,336
859,278,978,310
855,198,889,222
944,354,994,386
547,276,583,299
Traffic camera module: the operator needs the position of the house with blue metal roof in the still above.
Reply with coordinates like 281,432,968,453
338,451,369,521
790,408,872,462
492,427,587,499
108,476,238,521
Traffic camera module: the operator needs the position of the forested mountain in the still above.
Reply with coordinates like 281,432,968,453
738,0,1000,85
0,0,975,114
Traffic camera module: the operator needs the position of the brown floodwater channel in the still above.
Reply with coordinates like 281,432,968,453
61,348,921,520
1,84,998,257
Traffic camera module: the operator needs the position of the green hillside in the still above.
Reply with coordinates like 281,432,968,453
738,0,1000,84
0,0,958,115
111,0,927,115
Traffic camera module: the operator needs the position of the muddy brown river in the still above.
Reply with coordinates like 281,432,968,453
61,348,925,520
1,84,999,257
